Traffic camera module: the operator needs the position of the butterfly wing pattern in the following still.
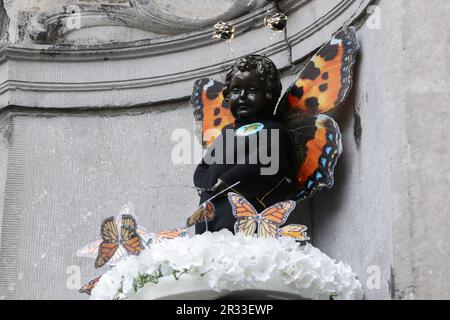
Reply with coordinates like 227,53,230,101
228,192,259,236
81,206,188,269
189,28,359,203
120,214,145,255
258,200,296,238
153,228,188,244
228,192,296,238
186,201,216,228
280,27,360,117
291,114,343,200
280,224,310,241
95,217,119,268
79,276,102,295
190,79,235,148
78,226,150,260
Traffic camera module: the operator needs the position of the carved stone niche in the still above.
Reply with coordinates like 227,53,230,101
0,0,372,109
28,0,271,44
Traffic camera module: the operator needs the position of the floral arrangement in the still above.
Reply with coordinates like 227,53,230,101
90,229,363,300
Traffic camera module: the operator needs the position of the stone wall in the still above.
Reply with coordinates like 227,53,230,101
0,104,201,299
313,0,450,300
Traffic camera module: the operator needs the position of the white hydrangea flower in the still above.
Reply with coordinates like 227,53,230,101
90,229,363,300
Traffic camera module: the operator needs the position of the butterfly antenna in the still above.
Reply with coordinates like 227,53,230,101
274,0,282,12
202,202,209,232
141,184,210,192
203,181,241,204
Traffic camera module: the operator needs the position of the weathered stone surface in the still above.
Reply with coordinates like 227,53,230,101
0,0,368,110
312,17,395,299
313,0,450,300
0,103,201,299
401,0,450,299
4,0,271,44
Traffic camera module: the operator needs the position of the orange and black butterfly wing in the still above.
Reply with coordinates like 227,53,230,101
186,206,204,228
280,224,310,241
186,201,216,227
227,192,258,236
95,217,119,268
279,26,359,122
290,114,342,201
259,201,296,238
154,228,188,244
76,239,102,259
79,276,101,295
120,214,144,255
190,79,235,148
276,27,357,201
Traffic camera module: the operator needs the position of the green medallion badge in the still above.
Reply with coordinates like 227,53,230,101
236,123,264,137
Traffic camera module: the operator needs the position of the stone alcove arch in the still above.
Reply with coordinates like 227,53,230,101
0,0,372,109
0,0,409,301
2,0,448,302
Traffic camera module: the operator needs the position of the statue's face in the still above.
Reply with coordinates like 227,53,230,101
228,69,270,123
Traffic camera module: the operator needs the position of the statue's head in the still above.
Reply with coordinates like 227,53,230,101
223,55,282,123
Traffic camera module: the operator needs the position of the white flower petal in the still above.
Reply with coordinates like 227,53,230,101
90,230,363,300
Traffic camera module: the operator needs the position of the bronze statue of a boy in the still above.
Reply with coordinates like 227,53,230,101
193,55,296,234
191,27,359,235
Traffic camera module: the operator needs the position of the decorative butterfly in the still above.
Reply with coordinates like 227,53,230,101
77,204,187,266
142,228,188,247
228,192,296,238
190,27,359,202
77,204,147,260
287,114,343,200
76,225,150,260
95,214,145,268
186,201,216,228
79,276,102,296
280,224,310,241
277,27,359,200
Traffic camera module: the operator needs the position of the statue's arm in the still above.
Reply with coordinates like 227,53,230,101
193,160,210,189
218,128,292,199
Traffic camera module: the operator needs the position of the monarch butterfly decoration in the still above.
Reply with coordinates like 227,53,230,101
79,276,102,296
77,203,147,260
77,204,188,269
186,201,216,229
95,214,145,268
76,223,150,262
280,224,310,241
228,192,296,238
141,228,188,247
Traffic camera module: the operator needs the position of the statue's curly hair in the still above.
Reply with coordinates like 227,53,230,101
223,55,282,115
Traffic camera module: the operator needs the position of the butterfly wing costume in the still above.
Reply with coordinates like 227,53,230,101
191,27,359,234
278,27,359,200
